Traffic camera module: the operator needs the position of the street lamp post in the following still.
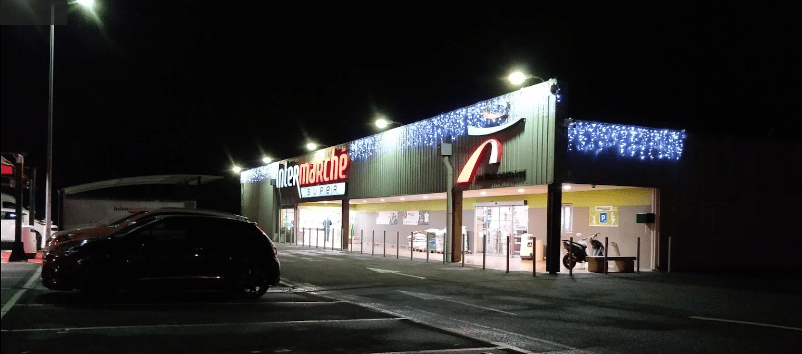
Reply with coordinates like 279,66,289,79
44,2,56,242
45,0,95,240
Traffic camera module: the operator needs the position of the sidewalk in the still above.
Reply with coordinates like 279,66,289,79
278,241,647,274
0,251,43,264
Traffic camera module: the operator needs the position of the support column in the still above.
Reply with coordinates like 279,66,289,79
9,155,26,262
341,199,350,249
450,190,463,262
546,183,563,274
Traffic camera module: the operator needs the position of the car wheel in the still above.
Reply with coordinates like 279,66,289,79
562,254,576,270
233,263,269,299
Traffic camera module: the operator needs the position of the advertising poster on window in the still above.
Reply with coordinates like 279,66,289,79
376,211,398,225
589,206,618,227
403,211,431,225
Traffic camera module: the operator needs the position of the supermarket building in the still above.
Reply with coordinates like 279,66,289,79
240,79,785,273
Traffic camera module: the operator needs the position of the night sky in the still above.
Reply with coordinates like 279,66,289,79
2,2,797,214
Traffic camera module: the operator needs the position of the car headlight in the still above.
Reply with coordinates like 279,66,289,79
52,239,88,256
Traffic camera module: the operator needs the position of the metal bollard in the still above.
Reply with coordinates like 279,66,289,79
426,233,429,263
506,235,510,274
396,231,399,259
372,230,375,255
462,235,465,267
482,233,486,270
360,230,363,254
668,236,671,273
604,237,609,274
533,237,537,277
351,230,354,252
569,236,573,276
410,232,413,260
383,231,386,257
637,237,641,273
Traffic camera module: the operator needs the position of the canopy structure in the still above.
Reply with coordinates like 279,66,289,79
63,175,223,195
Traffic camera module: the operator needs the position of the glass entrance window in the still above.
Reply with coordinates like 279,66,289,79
280,208,295,243
475,205,528,257
298,206,342,248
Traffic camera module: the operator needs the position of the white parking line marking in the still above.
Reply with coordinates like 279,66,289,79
398,291,517,316
690,316,802,331
371,346,503,354
1,268,40,319
368,268,426,279
442,299,518,316
1,317,403,332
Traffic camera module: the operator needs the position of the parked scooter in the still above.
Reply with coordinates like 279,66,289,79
561,233,604,269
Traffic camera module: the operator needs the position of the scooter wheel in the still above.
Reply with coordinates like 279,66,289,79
562,254,576,269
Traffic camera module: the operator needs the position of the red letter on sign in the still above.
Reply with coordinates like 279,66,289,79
339,152,349,180
456,139,503,185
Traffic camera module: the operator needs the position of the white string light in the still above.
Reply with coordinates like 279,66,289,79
567,120,686,161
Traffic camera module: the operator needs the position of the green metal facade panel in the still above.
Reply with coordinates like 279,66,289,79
345,82,558,198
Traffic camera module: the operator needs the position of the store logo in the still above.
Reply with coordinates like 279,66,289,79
457,139,503,184
277,147,350,198
467,102,524,136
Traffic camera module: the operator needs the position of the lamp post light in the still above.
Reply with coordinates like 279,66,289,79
44,0,96,241
232,165,242,174
508,71,545,86
306,142,317,151
262,156,272,164
375,117,400,130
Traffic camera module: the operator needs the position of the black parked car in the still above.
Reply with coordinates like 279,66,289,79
41,209,280,299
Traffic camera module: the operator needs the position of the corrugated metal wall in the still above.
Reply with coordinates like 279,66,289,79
346,82,558,199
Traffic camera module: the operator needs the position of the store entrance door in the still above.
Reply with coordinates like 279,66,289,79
475,205,528,257
279,208,295,243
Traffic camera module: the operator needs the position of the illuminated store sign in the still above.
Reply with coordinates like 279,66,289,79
277,148,350,198
457,139,503,185
300,182,345,198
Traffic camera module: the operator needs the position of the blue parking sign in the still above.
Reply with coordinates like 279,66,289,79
600,213,608,224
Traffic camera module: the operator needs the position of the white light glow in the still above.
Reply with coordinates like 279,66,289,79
480,191,487,196
563,185,572,190
232,165,242,173
262,156,272,164
306,142,317,151
423,196,428,199
314,149,327,161
518,189,525,193
380,199,385,202
77,0,95,9
400,197,405,201
508,71,526,85
375,118,388,129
